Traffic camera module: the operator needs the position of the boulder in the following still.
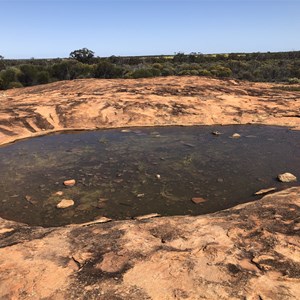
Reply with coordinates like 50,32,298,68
277,173,297,182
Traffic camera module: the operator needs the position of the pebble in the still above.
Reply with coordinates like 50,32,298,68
63,179,76,187
56,199,74,209
191,197,207,204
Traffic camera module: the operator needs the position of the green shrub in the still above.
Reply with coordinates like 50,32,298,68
8,81,23,89
0,67,20,89
130,68,154,78
36,71,50,84
18,64,38,86
288,77,300,84
94,61,123,78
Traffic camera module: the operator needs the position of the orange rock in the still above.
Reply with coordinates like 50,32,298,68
63,179,76,187
191,197,207,204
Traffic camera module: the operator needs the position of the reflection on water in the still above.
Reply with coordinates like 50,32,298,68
0,125,299,227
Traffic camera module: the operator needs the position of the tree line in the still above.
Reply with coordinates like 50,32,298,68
0,48,299,90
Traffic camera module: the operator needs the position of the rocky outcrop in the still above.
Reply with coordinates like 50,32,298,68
0,76,300,146
0,77,299,299
0,187,299,299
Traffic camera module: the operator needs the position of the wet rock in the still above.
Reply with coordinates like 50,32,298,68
254,187,276,195
231,133,241,139
137,193,145,198
56,199,74,209
55,191,64,196
135,213,161,221
156,174,161,179
63,179,76,187
24,195,38,205
191,197,207,204
277,172,297,182
212,131,221,136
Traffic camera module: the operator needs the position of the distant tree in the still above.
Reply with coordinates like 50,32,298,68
69,48,95,64
0,55,5,71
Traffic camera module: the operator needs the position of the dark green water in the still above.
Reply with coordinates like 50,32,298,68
0,125,299,227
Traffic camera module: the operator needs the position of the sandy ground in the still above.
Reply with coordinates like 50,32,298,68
0,77,299,299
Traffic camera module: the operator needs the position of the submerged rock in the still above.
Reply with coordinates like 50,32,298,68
277,172,297,182
191,197,207,204
231,133,241,139
63,179,76,187
56,199,74,209
212,131,221,136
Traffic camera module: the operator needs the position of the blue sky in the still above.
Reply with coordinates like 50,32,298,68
1,0,299,58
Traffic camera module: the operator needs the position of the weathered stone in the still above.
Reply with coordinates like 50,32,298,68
278,172,297,182
54,191,63,196
135,213,161,221
63,179,76,187
191,197,207,204
231,133,241,138
254,187,276,195
56,199,74,209
212,131,221,135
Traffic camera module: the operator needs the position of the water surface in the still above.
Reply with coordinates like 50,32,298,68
0,125,299,227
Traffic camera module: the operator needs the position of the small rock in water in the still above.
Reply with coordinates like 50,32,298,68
212,131,221,136
25,195,38,205
137,193,145,198
56,199,74,209
156,174,161,179
64,179,76,187
55,191,64,196
191,197,207,204
277,172,297,182
254,187,276,195
135,213,161,221
231,133,241,139
121,129,131,133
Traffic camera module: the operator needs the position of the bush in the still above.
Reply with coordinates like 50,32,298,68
18,64,38,86
0,67,20,89
94,61,124,78
288,77,300,84
130,68,161,79
36,71,50,84
8,81,23,89
198,69,211,76
210,65,232,78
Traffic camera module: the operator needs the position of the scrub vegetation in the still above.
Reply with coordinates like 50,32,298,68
0,48,299,90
